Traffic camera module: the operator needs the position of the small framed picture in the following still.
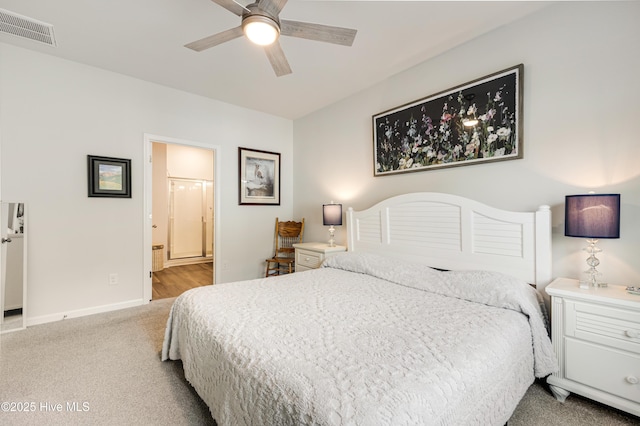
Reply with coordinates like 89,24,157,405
87,155,131,198
238,147,280,205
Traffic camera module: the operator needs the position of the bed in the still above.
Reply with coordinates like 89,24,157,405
162,192,558,425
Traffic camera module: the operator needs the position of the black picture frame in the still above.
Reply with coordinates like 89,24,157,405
238,147,280,205
87,155,131,198
373,64,523,176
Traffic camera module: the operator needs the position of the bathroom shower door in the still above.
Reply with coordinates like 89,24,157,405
168,178,213,260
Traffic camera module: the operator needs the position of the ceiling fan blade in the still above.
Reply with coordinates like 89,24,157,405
185,26,244,52
281,20,357,46
258,0,288,17
210,0,246,16
264,41,292,77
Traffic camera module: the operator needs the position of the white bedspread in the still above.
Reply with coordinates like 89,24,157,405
162,252,557,426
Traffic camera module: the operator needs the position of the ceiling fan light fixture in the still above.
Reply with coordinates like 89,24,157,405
243,15,279,46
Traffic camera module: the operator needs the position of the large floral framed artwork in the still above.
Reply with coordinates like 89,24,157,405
238,147,280,205
373,64,523,176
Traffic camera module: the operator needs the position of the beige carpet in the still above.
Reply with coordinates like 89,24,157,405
1,298,638,425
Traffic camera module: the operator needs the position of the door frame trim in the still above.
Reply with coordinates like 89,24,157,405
143,134,221,302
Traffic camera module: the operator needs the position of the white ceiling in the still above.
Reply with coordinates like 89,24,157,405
0,1,551,119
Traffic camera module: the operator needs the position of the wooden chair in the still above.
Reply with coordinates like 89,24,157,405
265,217,305,277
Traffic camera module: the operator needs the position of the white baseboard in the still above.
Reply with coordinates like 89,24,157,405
26,299,147,327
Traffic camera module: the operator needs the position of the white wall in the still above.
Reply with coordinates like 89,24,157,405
0,43,293,323
166,144,214,180
293,2,640,294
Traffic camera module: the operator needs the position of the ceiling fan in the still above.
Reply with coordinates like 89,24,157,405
185,0,357,77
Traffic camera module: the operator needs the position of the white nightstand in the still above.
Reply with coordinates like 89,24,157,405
545,277,640,417
293,242,346,272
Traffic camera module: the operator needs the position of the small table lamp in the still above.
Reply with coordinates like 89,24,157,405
565,194,620,288
322,203,342,247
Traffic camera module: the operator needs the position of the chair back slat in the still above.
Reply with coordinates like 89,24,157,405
266,217,304,276
275,219,304,254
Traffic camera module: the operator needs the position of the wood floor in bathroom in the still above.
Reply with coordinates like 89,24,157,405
152,262,213,300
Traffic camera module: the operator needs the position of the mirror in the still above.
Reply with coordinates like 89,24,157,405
1,202,26,333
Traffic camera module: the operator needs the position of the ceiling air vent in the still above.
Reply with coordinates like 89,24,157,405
0,8,57,47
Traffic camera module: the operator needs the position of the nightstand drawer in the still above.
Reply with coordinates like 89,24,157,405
293,243,346,272
296,249,323,269
565,300,640,354
566,339,640,402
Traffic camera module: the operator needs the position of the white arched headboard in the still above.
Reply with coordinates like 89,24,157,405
346,192,552,286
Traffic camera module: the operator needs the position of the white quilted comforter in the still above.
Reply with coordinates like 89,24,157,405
162,252,557,426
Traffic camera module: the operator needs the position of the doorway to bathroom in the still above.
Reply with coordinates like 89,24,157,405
143,134,221,302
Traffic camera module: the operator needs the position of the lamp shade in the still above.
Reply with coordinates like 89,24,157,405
323,203,342,226
565,194,620,239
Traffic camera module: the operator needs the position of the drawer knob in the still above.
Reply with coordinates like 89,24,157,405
626,376,639,385
625,330,639,338
305,257,310,261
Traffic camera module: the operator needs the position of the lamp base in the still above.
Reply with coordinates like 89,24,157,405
327,225,336,247
582,239,607,288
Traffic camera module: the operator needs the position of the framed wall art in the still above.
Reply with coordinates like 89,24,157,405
238,147,280,205
373,64,523,176
87,155,131,198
